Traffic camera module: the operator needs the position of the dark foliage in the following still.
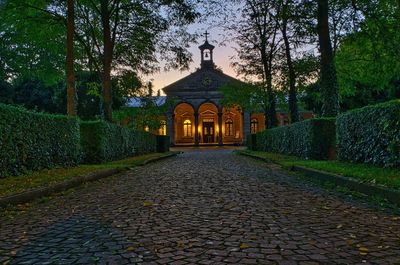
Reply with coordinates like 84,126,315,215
80,120,156,163
156,135,170,153
337,100,400,168
0,104,81,177
249,118,336,160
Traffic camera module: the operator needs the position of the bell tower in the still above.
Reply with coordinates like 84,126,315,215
199,31,215,69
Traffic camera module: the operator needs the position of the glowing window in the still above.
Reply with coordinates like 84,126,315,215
251,119,258,134
159,120,166,136
183,119,192,137
225,119,233,136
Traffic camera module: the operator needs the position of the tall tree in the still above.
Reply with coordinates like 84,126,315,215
230,0,280,128
100,0,113,121
1,0,198,118
66,0,76,116
74,0,197,121
278,0,299,123
317,0,339,117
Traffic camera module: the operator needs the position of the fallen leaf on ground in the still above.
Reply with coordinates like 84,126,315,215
177,241,185,248
143,201,154,207
359,247,368,252
359,246,368,255
240,243,250,249
127,246,135,251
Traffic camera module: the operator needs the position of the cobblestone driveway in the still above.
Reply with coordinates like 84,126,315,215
1,148,400,264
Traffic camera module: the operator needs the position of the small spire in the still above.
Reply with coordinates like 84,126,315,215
204,30,210,42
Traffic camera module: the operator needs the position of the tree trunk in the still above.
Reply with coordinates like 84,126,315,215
267,87,278,128
101,0,113,121
281,10,299,123
261,51,278,129
317,0,339,117
266,58,278,128
66,0,76,116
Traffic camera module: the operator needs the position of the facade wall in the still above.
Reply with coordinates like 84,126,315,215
168,103,314,146
168,99,248,145
250,113,266,134
161,40,315,146
222,107,243,144
174,103,195,144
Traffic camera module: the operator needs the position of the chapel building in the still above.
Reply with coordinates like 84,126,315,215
161,34,313,146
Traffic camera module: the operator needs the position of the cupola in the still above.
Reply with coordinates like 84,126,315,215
199,31,215,69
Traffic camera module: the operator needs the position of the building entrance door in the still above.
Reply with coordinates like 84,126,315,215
202,119,214,143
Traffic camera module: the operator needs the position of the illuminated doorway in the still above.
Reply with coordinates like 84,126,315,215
202,119,215,143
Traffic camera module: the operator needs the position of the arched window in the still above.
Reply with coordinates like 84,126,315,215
251,118,258,134
183,119,192,137
225,118,233,136
159,120,166,136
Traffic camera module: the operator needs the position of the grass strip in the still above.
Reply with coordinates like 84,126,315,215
239,150,400,190
0,152,173,197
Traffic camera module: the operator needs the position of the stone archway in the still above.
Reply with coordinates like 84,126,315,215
222,106,243,144
198,102,219,144
174,103,195,145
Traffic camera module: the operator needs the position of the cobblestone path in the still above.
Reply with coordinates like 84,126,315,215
1,149,400,264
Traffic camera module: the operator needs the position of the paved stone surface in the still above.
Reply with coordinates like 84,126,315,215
1,148,400,264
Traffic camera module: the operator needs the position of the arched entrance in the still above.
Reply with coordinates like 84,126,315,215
198,102,219,144
174,103,195,144
171,102,246,146
222,106,243,144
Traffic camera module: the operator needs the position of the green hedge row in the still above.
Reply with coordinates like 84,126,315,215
1,104,160,177
133,131,157,155
248,118,336,160
0,104,81,177
80,121,157,163
247,134,257,151
156,135,170,153
337,100,400,167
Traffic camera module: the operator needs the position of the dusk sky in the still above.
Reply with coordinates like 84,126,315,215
148,27,239,95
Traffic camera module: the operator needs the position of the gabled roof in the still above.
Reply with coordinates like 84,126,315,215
162,67,244,94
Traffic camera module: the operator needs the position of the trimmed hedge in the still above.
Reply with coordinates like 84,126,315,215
80,121,156,163
337,100,400,168
248,118,336,160
156,135,170,153
247,134,257,151
133,131,157,155
0,104,81,177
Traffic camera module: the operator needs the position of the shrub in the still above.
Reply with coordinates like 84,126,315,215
250,118,336,160
156,135,170,153
246,134,257,151
80,121,156,163
0,104,81,177
337,100,400,167
133,131,157,155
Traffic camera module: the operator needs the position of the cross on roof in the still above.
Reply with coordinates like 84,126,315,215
204,30,210,41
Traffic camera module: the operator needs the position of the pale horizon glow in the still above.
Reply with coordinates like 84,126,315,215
147,28,239,95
